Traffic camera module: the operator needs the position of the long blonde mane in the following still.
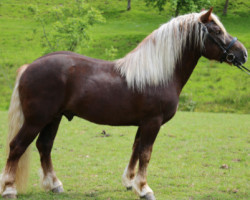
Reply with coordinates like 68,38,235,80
115,12,226,91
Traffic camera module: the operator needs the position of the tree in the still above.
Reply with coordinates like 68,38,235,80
127,0,131,11
144,0,167,12
29,0,105,54
144,0,211,16
223,0,229,16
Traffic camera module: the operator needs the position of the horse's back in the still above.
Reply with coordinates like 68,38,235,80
21,51,115,84
35,51,113,65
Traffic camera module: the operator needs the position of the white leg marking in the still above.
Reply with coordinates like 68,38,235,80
122,165,134,188
2,186,17,197
39,169,63,191
0,173,3,194
132,174,153,197
0,173,17,196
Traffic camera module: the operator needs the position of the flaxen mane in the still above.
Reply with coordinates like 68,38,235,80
115,12,226,91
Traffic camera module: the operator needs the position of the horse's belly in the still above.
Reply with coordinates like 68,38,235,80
65,89,141,126
73,105,140,126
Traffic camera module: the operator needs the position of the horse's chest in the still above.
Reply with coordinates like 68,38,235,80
159,96,179,123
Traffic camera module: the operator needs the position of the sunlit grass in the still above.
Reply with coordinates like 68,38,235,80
0,111,249,199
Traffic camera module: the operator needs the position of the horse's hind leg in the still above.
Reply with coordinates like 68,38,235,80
36,116,64,193
122,127,141,190
1,123,41,198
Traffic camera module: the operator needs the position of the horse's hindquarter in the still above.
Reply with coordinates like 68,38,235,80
19,54,74,125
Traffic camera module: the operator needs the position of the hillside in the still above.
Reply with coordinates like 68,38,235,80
0,0,249,112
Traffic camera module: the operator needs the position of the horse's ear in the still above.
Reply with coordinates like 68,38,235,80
200,7,213,23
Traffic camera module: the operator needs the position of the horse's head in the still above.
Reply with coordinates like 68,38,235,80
200,8,248,68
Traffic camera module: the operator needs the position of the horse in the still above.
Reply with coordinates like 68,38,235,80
0,8,248,200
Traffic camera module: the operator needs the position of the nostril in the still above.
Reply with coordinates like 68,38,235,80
244,51,247,63
244,50,248,58
243,50,248,62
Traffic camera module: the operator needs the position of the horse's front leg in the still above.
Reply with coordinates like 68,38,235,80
132,117,162,200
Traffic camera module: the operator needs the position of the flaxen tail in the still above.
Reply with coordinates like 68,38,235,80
5,64,30,193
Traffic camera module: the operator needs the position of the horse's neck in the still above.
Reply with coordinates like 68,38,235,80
174,48,202,94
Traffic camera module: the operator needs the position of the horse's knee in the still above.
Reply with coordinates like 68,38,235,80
138,146,153,163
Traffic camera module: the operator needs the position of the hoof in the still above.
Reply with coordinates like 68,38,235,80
2,186,17,199
126,186,132,191
52,185,64,193
140,193,156,200
2,194,17,199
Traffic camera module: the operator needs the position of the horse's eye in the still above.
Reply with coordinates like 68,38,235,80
215,30,221,35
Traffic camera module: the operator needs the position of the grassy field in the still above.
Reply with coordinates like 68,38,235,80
0,111,249,200
0,1,249,199
0,0,249,112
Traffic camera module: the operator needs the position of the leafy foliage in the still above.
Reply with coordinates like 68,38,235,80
144,0,167,12
31,0,105,54
179,93,197,112
105,46,118,60
144,0,211,16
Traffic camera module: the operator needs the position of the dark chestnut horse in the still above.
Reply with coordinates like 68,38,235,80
0,8,248,199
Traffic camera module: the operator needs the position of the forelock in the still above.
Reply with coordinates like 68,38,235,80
210,13,227,35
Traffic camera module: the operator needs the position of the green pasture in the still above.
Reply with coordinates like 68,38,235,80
0,1,249,200
0,0,249,112
0,111,249,200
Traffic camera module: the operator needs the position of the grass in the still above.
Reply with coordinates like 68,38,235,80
0,1,249,199
0,0,249,112
0,111,249,200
